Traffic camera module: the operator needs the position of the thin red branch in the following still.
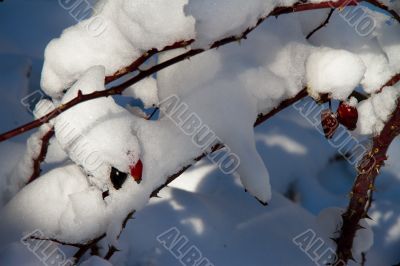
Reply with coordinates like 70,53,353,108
104,40,194,84
306,8,335,39
255,89,308,126
27,129,54,184
379,73,400,92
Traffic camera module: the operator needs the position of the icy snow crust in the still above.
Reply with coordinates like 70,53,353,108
2,0,400,257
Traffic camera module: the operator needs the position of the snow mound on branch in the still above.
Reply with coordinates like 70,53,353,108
40,0,307,98
123,77,159,108
306,48,366,100
54,66,141,188
41,0,195,97
356,85,400,135
157,44,274,202
0,119,207,244
301,8,395,94
0,164,104,244
185,0,280,48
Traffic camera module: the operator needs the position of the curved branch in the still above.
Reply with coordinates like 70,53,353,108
27,128,54,184
335,76,400,263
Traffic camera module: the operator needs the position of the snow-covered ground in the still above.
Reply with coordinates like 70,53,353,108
0,0,400,265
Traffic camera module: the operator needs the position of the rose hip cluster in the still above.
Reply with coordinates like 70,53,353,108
321,101,358,139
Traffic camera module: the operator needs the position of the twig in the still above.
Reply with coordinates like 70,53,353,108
27,129,54,184
255,89,308,126
104,40,193,84
306,8,335,39
72,234,106,263
146,107,159,120
378,73,400,92
361,252,367,266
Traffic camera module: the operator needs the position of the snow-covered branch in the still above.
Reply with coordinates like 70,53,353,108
1,0,397,142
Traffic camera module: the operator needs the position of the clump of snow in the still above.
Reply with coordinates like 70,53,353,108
1,164,99,244
185,0,279,48
115,0,195,50
356,85,400,135
157,45,273,203
41,0,195,98
306,48,366,100
348,96,358,107
300,8,394,94
123,77,158,108
240,67,286,112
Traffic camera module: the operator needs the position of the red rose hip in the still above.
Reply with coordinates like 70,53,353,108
321,109,339,139
130,159,143,184
337,102,358,131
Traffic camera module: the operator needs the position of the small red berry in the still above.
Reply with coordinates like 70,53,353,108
130,159,143,184
337,102,358,131
321,109,339,139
